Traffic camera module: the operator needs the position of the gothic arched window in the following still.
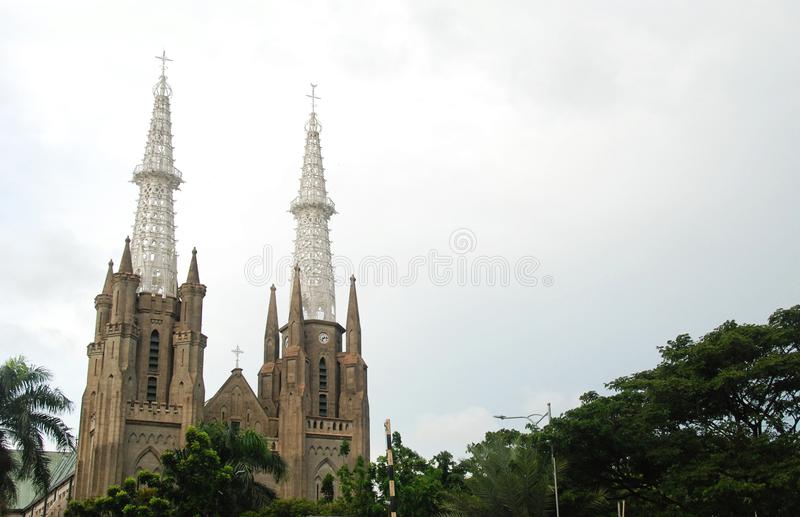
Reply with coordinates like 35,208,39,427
146,377,157,402
319,358,328,391
319,393,328,417
148,330,160,372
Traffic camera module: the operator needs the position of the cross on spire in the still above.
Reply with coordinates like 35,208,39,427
231,345,244,368
155,50,173,76
306,83,320,113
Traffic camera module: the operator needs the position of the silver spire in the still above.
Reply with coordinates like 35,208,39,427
130,51,182,297
290,83,337,321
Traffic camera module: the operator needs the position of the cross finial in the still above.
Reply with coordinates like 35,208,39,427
306,83,320,113
155,50,173,76
231,345,244,368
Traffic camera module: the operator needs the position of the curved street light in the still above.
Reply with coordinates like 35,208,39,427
494,402,560,517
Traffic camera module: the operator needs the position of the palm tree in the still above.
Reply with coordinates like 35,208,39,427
198,422,286,512
0,356,74,509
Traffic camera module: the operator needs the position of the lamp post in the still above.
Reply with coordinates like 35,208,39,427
494,402,560,517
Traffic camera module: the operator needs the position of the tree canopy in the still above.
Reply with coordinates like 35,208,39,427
546,305,800,516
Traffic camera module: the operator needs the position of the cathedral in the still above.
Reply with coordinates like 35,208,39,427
72,58,370,502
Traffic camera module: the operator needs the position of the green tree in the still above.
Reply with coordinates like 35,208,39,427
65,470,173,517
337,455,383,517
320,473,335,502
547,306,800,516
67,426,233,517
159,426,234,516
242,498,339,517
0,356,74,509
373,432,465,517
441,430,560,517
198,422,286,512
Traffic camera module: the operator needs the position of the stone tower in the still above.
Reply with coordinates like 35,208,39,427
73,57,207,499
206,90,370,500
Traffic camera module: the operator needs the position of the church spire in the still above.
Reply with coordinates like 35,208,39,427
264,284,279,362
102,260,114,294
186,247,200,284
346,275,362,355
130,51,182,297
119,237,133,274
287,264,305,348
289,83,337,322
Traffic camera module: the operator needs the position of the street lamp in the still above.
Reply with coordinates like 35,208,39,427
494,402,560,517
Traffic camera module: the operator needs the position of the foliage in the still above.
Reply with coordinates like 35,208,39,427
545,306,800,516
68,424,287,516
198,422,286,511
160,426,234,516
320,473,334,502
372,432,457,516
337,455,384,517
67,426,233,517
65,471,172,517
440,430,560,517
0,356,74,509
241,498,341,517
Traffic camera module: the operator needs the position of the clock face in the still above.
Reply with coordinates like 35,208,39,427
319,332,330,344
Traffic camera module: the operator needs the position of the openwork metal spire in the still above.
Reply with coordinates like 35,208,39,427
130,51,182,297
290,84,337,321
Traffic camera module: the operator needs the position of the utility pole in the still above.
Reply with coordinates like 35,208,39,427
385,419,398,517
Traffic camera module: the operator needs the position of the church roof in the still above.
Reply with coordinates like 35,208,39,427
204,368,262,410
7,450,76,511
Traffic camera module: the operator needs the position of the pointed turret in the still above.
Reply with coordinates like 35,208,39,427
178,247,206,333
110,237,139,325
264,284,279,362
102,260,114,295
186,247,200,284
287,264,305,348
119,237,133,274
290,84,337,321
171,245,207,428
130,52,182,297
258,284,281,412
94,260,115,342
346,275,362,356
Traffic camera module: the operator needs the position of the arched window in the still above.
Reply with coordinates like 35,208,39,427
319,358,328,391
146,377,157,402
148,330,160,372
319,393,328,417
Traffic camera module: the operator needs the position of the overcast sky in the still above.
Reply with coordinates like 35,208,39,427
1,1,799,460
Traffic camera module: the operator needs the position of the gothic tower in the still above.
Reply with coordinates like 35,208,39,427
74,55,207,499
205,87,370,500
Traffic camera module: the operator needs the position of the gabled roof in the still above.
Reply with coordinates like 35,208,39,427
204,368,260,408
8,450,76,511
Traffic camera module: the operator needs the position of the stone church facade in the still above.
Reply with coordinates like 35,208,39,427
73,60,369,503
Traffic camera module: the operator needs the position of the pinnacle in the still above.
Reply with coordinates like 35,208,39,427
289,265,304,322
102,260,114,294
186,247,200,284
119,237,133,274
